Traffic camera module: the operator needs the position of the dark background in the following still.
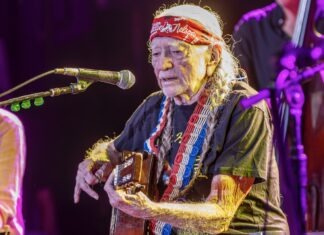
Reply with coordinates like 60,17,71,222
0,1,274,234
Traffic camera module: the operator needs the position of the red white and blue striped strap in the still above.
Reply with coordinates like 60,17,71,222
145,93,213,235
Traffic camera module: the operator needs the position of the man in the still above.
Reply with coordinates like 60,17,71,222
74,4,289,234
0,109,26,235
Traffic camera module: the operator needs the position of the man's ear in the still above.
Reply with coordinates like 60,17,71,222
206,61,217,77
206,46,221,77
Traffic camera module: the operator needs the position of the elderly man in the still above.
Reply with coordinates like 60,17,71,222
0,109,26,235
74,4,289,234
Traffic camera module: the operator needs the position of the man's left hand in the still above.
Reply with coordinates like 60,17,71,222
104,171,154,219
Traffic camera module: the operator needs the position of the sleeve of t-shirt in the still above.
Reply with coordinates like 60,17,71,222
212,103,273,183
113,92,162,152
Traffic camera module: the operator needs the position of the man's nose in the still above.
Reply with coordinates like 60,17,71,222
160,54,173,70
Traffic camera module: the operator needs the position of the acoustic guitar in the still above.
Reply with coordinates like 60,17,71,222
109,151,157,235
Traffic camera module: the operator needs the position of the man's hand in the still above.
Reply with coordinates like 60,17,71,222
74,159,111,203
104,171,154,219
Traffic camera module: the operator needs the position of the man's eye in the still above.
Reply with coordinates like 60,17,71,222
152,52,161,56
171,50,182,54
171,49,186,58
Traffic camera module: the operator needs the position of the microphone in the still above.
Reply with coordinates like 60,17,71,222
54,68,136,89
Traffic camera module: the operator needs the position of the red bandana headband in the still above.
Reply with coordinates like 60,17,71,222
149,16,221,47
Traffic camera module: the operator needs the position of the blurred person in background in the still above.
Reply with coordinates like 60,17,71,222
233,0,324,231
0,108,26,235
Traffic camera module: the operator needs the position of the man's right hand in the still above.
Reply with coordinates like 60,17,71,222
74,159,110,203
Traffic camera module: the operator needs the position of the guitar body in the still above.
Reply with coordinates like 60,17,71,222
110,208,146,235
109,151,157,235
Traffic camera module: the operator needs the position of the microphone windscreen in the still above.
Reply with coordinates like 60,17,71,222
119,70,136,89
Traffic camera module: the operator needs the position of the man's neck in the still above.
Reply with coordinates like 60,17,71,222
173,84,206,106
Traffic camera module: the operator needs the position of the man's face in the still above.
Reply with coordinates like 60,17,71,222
150,37,210,100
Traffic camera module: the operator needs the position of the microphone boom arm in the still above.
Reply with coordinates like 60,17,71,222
0,80,92,108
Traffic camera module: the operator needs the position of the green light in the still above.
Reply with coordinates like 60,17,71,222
21,100,31,109
10,103,21,112
34,97,44,106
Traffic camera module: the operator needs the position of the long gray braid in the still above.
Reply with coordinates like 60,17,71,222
156,99,174,182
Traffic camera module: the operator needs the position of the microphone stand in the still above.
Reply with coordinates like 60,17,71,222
278,67,307,235
0,80,92,108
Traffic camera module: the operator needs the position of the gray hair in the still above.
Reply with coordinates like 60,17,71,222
153,4,240,107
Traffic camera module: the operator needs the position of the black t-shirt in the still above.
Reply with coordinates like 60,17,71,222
114,82,288,233
168,102,196,166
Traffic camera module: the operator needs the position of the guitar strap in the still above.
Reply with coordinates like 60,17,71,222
144,90,215,235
